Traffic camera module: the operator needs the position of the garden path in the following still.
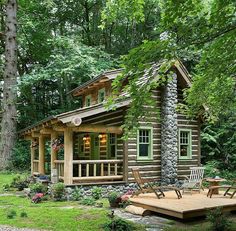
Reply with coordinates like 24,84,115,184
114,208,172,231
0,225,46,231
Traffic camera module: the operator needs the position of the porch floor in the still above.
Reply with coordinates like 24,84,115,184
129,190,236,219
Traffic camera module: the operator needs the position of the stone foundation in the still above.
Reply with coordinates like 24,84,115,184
66,183,139,198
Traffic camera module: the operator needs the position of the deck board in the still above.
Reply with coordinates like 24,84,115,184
130,191,236,219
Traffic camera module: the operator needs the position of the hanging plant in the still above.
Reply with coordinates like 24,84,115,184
51,138,64,151
31,139,38,148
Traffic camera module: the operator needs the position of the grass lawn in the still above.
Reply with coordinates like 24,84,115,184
0,196,113,231
1,172,236,231
0,172,16,193
0,172,145,231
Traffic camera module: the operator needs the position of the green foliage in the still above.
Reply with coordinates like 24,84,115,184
201,115,236,171
2,183,10,192
91,186,102,200
204,161,221,178
11,174,30,191
107,192,122,208
71,186,82,201
101,0,145,28
0,190,124,231
108,192,120,204
79,197,96,206
103,218,134,231
51,183,65,201
8,140,31,172
20,211,28,218
207,207,232,231
18,36,117,128
29,182,47,194
6,209,17,219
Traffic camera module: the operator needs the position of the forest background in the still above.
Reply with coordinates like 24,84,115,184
0,0,235,176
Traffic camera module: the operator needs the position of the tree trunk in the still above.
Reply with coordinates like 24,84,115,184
0,0,17,170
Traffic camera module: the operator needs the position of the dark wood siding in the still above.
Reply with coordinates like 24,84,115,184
127,89,162,181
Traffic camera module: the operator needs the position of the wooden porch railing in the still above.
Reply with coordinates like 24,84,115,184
54,160,64,178
33,160,39,174
72,159,123,181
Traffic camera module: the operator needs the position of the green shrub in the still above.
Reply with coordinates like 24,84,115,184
108,192,121,207
29,182,47,194
51,183,65,201
9,140,31,171
11,174,30,191
2,183,10,192
71,186,82,201
103,218,134,231
79,197,96,206
204,160,221,178
207,207,232,231
91,186,102,200
42,194,50,201
6,210,17,219
20,211,28,218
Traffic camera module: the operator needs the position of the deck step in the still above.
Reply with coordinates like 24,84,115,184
125,205,151,216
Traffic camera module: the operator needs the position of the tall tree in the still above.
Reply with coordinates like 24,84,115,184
0,0,17,170
104,0,236,134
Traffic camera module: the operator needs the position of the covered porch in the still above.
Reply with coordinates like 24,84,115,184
22,120,128,185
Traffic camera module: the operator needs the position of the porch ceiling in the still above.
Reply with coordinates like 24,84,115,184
19,99,129,137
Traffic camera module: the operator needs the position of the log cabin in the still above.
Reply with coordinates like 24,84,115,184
20,61,201,186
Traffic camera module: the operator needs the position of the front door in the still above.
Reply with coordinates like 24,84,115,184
91,134,100,160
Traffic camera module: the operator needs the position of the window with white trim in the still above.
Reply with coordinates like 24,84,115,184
178,129,192,159
98,88,105,103
85,95,91,107
137,127,153,160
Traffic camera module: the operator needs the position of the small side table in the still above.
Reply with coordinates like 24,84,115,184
206,178,226,194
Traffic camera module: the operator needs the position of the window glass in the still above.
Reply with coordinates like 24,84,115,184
137,128,153,160
109,134,116,158
179,129,192,159
98,88,105,103
85,95,91,107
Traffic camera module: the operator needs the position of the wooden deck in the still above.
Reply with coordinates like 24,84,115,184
130,190,236,219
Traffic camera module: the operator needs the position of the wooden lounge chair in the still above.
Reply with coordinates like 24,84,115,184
207,179,236,198
131,168,182,199
181,167,205,194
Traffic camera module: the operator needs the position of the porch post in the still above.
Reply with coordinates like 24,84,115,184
123,140,128,182
51,132,58,170
38,135,45,174
64,128,73,185
30,138,35,175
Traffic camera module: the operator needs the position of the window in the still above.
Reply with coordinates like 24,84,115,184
109,134,117,158
85,95,91,107
178,129,192,159
137,127,153,160
98,88,105,103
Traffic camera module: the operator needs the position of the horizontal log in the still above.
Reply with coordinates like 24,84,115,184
33,172,40,175
54,160,65,163
72,159,123,164
72,175,123,181
72,124,123,134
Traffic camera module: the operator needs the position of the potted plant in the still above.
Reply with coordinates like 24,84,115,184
108,192,121,208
